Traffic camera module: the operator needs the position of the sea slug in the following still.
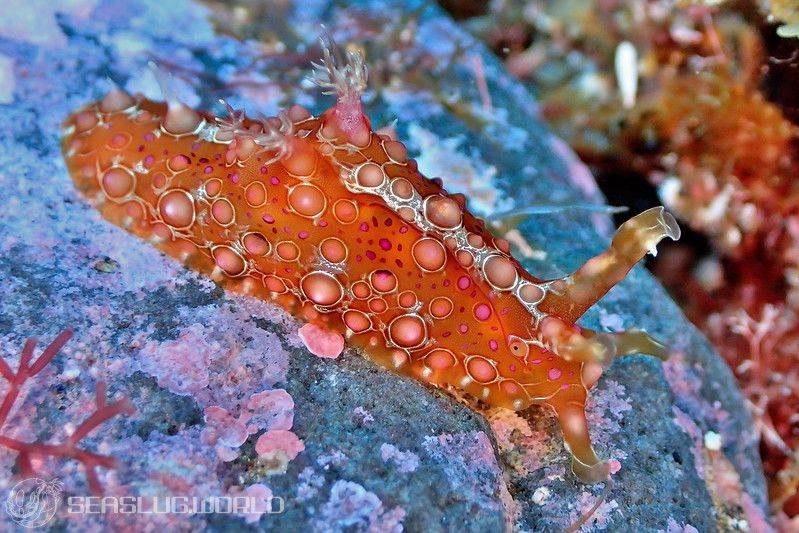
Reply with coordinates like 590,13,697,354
61,40,680,483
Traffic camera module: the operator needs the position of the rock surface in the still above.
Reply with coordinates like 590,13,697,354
0,0,769,531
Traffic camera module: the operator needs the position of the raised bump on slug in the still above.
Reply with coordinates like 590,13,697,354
148,61,202,135
99,87,134,113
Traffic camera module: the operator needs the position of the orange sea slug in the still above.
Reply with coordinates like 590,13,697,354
61,40,680,483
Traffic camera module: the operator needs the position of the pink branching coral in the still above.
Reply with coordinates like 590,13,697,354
0,330,134,495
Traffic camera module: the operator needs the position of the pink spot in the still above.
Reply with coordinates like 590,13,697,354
236,484,274,524
262,214,275,224
255,429,304,461
399,226,408,234
143,155,155,168
202,406,247,449
298,323,344,359
298,231,309,239
530,359,542,365
509,364,516,372
457,276,471,290
379,238,392,251
365,250,377,260
230,172,240,184
319,220,328,227
143,132,155,142
260,166,268,174
474,304,492,321
359,222,369,232
442,331,451,337
489,340,498,351
548,367,562,381
459,324,468,334
246,390,294,432
204,166,213,174
270,176,280,185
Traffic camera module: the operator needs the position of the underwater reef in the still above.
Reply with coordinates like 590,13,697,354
0,0,775,531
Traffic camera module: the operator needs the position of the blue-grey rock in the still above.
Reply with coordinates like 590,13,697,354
0,0,768,532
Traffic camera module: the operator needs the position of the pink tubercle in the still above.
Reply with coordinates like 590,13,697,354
474,304,492,321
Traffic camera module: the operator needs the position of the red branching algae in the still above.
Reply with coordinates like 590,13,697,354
0,330,134,495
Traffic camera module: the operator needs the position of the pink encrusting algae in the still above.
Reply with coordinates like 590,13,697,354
61,37,681,487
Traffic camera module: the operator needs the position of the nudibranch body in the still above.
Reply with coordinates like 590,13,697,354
61,43,680,483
